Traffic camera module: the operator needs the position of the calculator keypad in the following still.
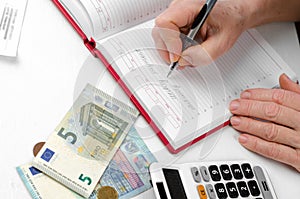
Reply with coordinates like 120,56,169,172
190,162,274,199
208,165,221,181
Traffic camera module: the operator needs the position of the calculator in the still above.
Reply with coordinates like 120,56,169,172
149,161,277,199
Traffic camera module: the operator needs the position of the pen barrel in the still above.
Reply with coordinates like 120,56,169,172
188,0,217,39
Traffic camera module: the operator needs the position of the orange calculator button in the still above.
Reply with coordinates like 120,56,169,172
197,185,207,199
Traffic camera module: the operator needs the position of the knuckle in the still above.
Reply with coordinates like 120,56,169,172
296,113,300,129
264,103,280,119
251,138,259,152
242,118,251,130
242,100,253,115
272,89,285,104
264,123,279,142
267,143,281,160
154,16,166,27
291,136,300,148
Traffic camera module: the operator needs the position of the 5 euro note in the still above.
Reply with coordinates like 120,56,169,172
32,84,139,198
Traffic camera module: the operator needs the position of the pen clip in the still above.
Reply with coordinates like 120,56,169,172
188,0,217,39
206,0,217,10
190,4,207,30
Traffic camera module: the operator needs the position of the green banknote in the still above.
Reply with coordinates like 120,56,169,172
32,84,139,198
17,127,157,199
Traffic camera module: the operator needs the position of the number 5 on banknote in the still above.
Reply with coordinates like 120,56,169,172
57,128,77,144
32,84,139,198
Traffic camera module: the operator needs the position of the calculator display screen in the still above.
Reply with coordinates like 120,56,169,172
162,168,188,199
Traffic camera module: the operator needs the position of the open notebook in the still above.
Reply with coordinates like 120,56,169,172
54,0,297,153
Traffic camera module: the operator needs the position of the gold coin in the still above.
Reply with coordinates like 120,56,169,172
97,186,118,199
33,142,45,157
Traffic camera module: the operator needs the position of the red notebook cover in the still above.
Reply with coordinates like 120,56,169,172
52,0,230,154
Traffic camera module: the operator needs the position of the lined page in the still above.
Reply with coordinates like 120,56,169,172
79,0,172,40
98,28,297,148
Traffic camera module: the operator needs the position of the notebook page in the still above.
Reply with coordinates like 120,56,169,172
58,0,94,37
98,28,297,148
79,0,172,40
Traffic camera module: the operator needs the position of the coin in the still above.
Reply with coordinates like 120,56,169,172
97,186,118,199
33,142,45,157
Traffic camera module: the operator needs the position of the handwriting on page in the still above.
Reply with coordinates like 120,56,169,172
99,31,217,142
99,28,295,144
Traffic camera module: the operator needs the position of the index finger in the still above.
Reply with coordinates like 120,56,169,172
154,0,204,61
240,88,300,112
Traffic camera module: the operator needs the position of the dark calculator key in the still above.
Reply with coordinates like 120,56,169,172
241,163,254,179
248,180,261,196
220,164,232,180
225,182,239,198
215,183,228,199
230,164,243,180
237,181,250,197
209,165,221,181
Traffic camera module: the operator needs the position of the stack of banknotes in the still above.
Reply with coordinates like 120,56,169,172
17,84,157,199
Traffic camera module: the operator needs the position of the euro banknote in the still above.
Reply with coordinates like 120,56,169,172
32,84,139,198
17,127,157,199
99,126,157,198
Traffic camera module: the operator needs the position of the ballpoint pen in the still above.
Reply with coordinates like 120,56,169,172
167,0,218,78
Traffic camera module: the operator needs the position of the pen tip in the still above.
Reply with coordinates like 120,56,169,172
167,71,171,78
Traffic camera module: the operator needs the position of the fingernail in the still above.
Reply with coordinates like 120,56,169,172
230,101,240,111
239,134,248,144
241,91,251,99
169,53,175,63
283,73,290,80
230,117,241,126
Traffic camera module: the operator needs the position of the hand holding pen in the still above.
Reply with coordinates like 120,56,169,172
153,0,249,75
167,0,217,77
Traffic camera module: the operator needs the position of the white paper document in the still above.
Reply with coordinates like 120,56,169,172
0,0,27,57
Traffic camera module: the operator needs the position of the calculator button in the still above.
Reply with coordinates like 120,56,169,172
220,164,232,180
197,184,207,199
248,180,261,196
237,181,250,197
208,165,221,181
200,166,210,182
230,164,243,180
215,183,228,198
206,184,216,199
253,166,274,199
225,182,239,198
191,167,201,182
241,163,254,179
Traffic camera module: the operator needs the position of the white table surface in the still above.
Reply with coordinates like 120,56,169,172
0,0,299,198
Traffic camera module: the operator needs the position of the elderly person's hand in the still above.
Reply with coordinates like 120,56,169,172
153,0,250,68
153,0,300,68
230,74,300,172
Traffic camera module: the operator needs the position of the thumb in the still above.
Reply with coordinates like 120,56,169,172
178,44,213,67
279,73,300,94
